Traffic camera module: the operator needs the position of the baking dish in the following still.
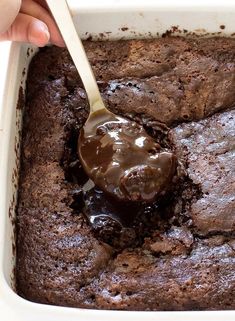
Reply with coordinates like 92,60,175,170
0,0,235,320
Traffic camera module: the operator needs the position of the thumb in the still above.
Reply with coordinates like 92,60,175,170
0,13,50,47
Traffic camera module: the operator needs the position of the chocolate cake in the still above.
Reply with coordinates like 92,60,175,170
16,37,235,310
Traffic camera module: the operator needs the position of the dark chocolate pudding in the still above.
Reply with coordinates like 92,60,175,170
78,109,176,202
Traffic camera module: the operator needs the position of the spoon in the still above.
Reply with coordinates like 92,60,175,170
47,0,176,202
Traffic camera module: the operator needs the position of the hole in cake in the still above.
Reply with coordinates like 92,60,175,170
111,291,120,297
70,189,85,212
88,294,96,303
126,291,133,296
122,263,129,267
62,124,88,185
60,110,203,250
48,74,56,81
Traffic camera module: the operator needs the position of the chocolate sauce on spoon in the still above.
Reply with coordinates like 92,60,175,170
78,110,176,202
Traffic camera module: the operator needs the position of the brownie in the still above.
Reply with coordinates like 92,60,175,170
16,37,235,310
170,110,235,234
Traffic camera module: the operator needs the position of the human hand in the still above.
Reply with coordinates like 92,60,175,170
0,0,64,47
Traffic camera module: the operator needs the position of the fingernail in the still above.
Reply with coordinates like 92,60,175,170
29,20,51,47
39,22,50,42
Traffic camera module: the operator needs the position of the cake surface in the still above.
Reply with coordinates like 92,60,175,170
16,37,235,310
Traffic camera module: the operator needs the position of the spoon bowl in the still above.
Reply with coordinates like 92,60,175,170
78,109,176,202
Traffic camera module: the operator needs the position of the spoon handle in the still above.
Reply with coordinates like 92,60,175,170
46,0,106,113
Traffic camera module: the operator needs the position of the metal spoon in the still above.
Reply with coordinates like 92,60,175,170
47,0,176,203
47,0,106,113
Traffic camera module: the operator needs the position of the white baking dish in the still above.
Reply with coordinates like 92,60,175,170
0,1,235,320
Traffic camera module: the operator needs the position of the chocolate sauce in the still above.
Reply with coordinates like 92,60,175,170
83,187,160,248
78,110,176,202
